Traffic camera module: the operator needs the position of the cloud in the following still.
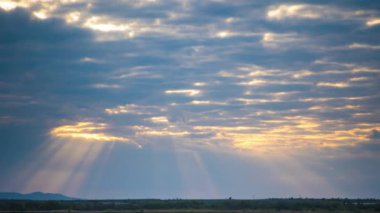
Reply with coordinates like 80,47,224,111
150,116,169,123
0,0,31,11
366,18,380,27
190,100,226,105
132,125,190,137
368,129,380,140
0,1,17,11
82,15,135,38
1,1,380,198
266,3,376,27
0,8,96,125
165,89,202,97
92,83,122,89
105,104,165,115
348,43,380,50
80,57,103,63
267,4,326,20
317,82,351,88
261,32,304,49
50,122,129,142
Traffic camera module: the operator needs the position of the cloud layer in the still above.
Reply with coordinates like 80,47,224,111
1,0,380,199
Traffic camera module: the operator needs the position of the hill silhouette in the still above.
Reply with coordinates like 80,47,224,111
0,192,76,200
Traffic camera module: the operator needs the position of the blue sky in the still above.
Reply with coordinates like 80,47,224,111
0,0,380,199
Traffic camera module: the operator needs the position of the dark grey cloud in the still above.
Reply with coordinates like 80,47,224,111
368,129,380,140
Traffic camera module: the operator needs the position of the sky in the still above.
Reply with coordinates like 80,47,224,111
0,0,380,199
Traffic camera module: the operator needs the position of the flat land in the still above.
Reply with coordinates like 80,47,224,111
1,199,379,212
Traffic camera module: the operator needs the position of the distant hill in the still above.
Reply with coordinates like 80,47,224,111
0,192,76,200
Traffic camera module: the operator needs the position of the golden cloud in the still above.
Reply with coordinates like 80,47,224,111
50,122,129,142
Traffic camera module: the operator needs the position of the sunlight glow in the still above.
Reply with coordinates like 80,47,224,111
0,0,33,11
192,117,373,153
83,16,130,32
216,31,232,38
132,125,190,137
0,1,17,11
193,82,206,87
366,18,380,26
51,122,129,142
348,43,380,50
92,84,121,89
240,79,266,86
261,32,301,48
33,10,48,19
317,82,350,88
267,4,322,20
190,100,226,105
64,11,81,23
23,138,110,195
105,104,164,115
150,116,169,123
165,89,202,96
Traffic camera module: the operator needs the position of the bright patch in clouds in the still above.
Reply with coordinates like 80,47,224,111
267,4,324,20
50,122,129,142
150,116,169,123
266,3,374,25
190,100,226,105
317,82,351,88
105,104,164,115
132,125,190,137
0,1,17,11
348,43,380,50
366,18,380,26
261,32,302,48
215,31,232,38
165,89,202,96
83,16,130,32
0,0,32,11
64,11,81,23
92,83,121,89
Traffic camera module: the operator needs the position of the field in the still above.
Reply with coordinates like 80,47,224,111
0,198,380,212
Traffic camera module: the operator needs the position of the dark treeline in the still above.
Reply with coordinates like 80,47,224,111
1,198,380,211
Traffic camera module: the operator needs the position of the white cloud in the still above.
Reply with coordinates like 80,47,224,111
224,17,239,23
92,84,122,89
0,0,31,11
150,116,169,123
261,32,303,49
80,57,103,63
214,30,260,39
239,79,267,86
0,1,17,11
50,122,129,142
105,104,145,115
317,82,350,88
215,31,233,38
349,77,369,82
132,125,190,137
83,16,131,32
105,104,166,115
267,4,324,20
193,82,207,87
366,18,380,27
266,3,373,24
348,43,380,50
165,89,202,96
190,100,226,105
64,11,82,23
